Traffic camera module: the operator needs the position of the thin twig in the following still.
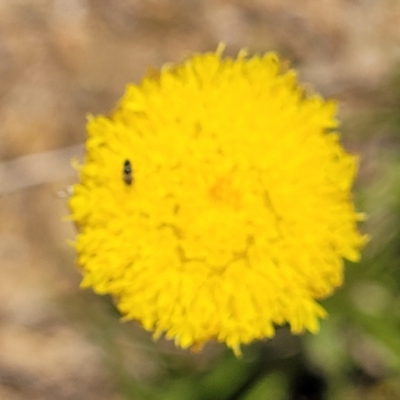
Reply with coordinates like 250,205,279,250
0,144,84,195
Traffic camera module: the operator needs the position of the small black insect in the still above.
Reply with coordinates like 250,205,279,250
123,159,133,185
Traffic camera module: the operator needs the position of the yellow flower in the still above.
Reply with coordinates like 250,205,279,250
69,46,367,356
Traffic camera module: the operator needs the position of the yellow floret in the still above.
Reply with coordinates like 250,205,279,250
69,46,367,355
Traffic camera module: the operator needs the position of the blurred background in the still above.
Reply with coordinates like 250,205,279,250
1,1,400,399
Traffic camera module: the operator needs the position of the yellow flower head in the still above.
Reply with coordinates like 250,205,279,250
69,46,366,356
